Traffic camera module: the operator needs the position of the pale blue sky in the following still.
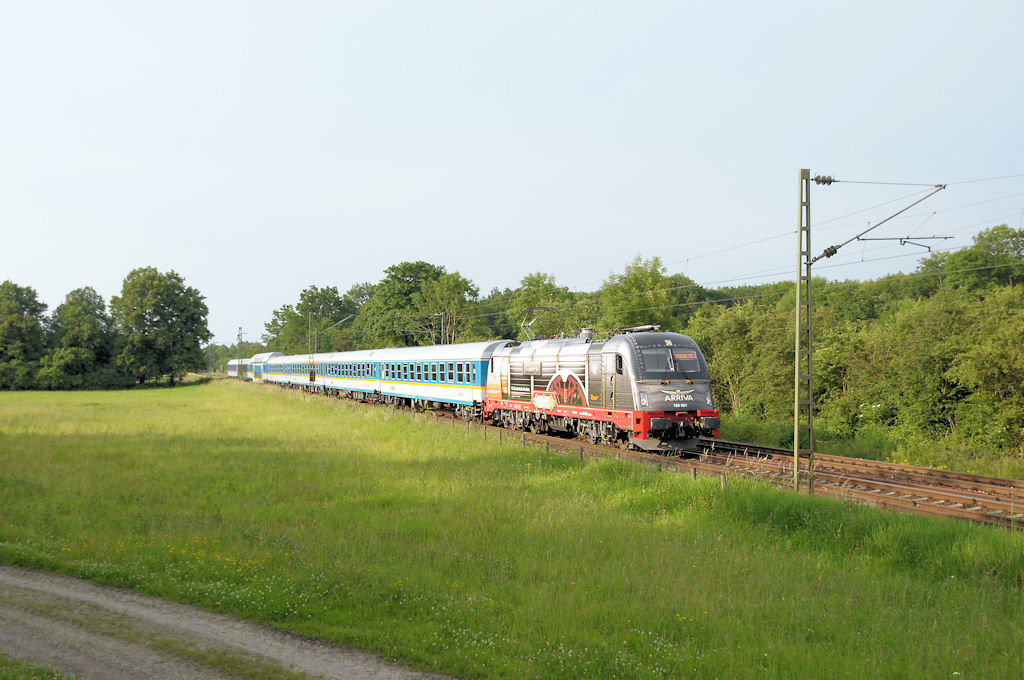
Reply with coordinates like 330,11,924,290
2,1,1022,343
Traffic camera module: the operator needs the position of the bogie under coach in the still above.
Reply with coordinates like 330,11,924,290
235,326,719,453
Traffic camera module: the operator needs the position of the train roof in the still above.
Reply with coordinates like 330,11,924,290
249,352,283,363
266,340,517,365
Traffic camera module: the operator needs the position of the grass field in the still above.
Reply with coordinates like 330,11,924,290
1,380,1023,678
0,653,69,680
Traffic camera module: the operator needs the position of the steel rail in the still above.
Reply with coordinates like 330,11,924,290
271,385,1024,528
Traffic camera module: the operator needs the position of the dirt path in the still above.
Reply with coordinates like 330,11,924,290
0,566,453,679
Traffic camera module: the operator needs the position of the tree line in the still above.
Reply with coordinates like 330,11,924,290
6,227,1022,457
205,225,1024,455
0,267,211,389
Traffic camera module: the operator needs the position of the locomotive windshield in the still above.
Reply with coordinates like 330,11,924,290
638,347,707,380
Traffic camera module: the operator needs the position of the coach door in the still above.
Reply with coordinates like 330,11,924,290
602,353,616,408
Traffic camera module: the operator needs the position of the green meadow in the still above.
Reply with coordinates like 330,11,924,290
1,380,1022,679
0,654,70,680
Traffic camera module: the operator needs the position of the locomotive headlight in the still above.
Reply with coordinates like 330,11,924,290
639,391,649,407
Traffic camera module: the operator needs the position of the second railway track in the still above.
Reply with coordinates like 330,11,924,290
431,409,1024,529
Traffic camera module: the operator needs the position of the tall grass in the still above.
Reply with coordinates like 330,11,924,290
722,414,1024,479
2,382,1023,678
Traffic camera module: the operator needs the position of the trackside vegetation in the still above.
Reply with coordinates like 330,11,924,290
1,381,1023,678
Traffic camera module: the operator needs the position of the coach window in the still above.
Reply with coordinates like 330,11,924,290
446,362,454,383
472,364,477,383
415,363,421,381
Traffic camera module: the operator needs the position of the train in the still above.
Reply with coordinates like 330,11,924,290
228,326,720,452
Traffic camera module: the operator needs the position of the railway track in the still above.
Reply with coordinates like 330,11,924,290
431,410,1024,529
698,438,1024,529
304,388,1024,530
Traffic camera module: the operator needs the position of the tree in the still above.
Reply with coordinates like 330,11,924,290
203,341,265,373
684,300,792,421
916,225,1024,291
598,256,676,331
410,272,490,343
110,267,212,385
38,286,128,389
665,272,712,326
352,262,446,346
943,286,1024,450
0,281,47,389
263,285,359,354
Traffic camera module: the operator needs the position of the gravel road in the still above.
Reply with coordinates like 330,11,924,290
0,565,453,679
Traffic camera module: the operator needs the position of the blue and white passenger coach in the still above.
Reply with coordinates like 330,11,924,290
261,340,514,419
